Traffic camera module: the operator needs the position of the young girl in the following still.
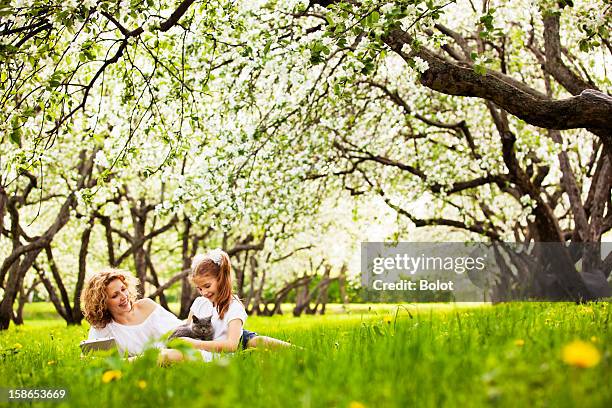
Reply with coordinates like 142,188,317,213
183,248,289,352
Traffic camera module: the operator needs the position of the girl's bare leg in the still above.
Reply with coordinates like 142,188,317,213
247,335,292,349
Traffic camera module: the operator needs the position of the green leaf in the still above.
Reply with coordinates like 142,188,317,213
0,7,13,17
9,128,21,145
578,40,590,52
474,65,487,75
370,11,380,25
334,82,340,95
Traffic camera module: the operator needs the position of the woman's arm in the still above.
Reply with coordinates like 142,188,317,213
87,325,111,340
180,319,243,352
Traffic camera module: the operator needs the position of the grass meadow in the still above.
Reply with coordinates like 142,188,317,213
0,302,610,407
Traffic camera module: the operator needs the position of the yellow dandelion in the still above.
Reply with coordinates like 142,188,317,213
137,380,147,389
47,360,56,365
383,316,393,324
13,343,23,350
514,339,525,347
102,370,123,383
590,336,599,343
562,340,601,368
349,402,366,408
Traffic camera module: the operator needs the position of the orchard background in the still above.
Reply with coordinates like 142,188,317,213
0,1,610,405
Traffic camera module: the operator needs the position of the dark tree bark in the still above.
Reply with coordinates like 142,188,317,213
179,217,197,318
34,263,68,321
338,263,349,305
129,198,149,296
14,278,40,325
44,245,74,321
0,186,7,234
308,265,336,315
309,0,612,156
71,218,94,323
144,251,169,310
303,1,611,301
260,276,312,316
0,151,95,330
292,264,337,316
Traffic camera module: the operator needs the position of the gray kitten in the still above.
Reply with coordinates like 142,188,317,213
169,315,214,341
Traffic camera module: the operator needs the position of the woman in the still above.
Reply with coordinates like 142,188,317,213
81,269,203,362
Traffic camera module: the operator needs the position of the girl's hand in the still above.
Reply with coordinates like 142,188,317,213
178,337,202,347
178,319,243,352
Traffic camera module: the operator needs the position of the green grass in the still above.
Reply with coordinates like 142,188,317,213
0,302,610,407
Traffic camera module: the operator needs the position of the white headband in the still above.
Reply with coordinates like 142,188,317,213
192,248,224,270
191,254,207,270
208,248,224,266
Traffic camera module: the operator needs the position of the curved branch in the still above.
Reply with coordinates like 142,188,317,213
46,39,128,136
148,269,190,299
375,26,612,130
101,0,196,37
114,215,178,266
542,13,592,95
381,192,501,240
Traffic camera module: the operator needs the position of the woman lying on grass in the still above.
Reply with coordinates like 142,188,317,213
81,250,289,363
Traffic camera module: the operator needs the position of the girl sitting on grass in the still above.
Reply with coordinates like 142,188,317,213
181,248,290,352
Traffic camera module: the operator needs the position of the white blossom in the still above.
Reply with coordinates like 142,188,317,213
94,151,109,168
413,56,429,73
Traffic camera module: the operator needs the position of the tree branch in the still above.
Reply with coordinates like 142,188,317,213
355,23,612,130
542,13,592,95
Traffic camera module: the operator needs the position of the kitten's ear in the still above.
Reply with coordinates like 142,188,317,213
203,316,212,323
192,315,199,323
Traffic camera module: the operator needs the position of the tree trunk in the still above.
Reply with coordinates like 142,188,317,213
1,250,44,329
179,217,196,318
14,278,41,325
261,276,311,316
71,219,93,324
0,150,94,330
34,264,68,321
45,246,74,321
130,203,148,296
0,185,6,233
145,252,169,310
250,266,266,315
243,255,258,311
338,263,348,305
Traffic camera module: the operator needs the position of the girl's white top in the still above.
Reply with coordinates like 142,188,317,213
190,296,247,340
87,303,213,361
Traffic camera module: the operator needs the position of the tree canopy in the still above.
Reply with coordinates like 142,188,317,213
0,0,611,327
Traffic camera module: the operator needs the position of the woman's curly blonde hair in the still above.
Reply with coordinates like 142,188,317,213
81,269,139,328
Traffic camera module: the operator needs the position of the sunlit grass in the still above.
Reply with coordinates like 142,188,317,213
1,302,609,407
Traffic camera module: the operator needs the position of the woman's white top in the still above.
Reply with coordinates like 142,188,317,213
87,303,213,361
190,296,247,340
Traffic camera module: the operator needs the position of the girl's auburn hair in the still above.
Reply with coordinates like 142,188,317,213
190,251,233,319
80,269,139,328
